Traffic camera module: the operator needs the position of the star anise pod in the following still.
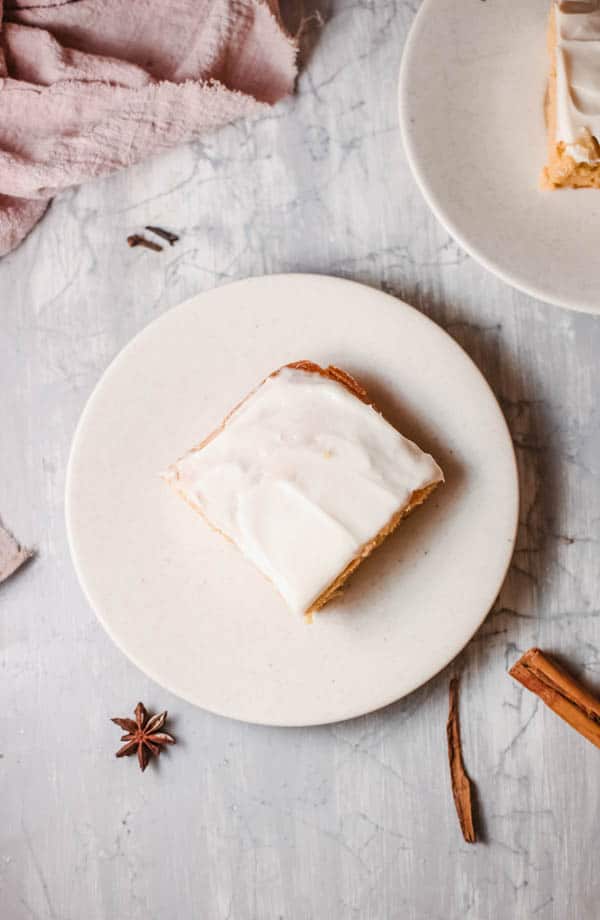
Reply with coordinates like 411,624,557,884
112,702,176,772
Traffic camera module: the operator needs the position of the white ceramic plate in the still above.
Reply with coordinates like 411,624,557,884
66,275,518,726
399,0,600,314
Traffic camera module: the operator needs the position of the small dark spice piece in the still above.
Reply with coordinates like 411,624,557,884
112,702,176,771
146,225,179,245
446,677,476,843
127,234,163,252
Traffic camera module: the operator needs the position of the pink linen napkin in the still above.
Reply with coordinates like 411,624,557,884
0,0,297,255
0,517,32,583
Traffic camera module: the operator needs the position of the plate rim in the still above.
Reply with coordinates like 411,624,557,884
398,0,599,317
65,273,520,726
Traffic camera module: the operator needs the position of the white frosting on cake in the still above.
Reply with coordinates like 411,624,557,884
166,366,443,615
555,2,600,163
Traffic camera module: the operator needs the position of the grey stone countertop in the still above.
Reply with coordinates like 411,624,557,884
2,2,600,918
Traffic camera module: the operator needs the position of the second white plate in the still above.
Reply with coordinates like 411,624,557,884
66,275,518,726
399,0,600,314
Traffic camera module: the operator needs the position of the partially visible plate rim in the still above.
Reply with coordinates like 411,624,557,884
398,0,599,316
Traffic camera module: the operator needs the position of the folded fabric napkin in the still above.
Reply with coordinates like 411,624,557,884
0,517,32,583
0,0,297,255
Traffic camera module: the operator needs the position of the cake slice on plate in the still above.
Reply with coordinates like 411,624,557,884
543,1,600,188
163,362,443,620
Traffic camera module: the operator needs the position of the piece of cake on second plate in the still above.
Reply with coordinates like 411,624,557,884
543,0,600,188
163,361,443,621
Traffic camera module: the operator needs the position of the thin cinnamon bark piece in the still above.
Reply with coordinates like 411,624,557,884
446,677,476,843
127,234,162,252
509,648,600,748
145,225,179,245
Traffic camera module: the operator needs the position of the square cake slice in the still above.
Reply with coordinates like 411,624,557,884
163,362,443,619
543,1,600,188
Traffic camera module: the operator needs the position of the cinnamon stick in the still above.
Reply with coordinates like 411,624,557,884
559,2,598,13
509,648,600,748
446,677,476,843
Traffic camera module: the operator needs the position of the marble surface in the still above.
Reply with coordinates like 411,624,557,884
2,2,600,918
